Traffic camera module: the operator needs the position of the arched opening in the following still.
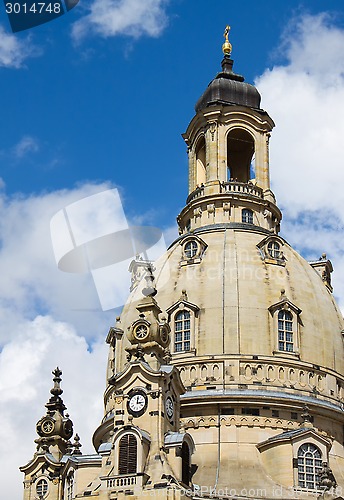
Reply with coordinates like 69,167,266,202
195,136,206,186
67,471,74,500
227,128,255,183
118,434,137,475
297,443,322,489
174,310,191,352
181,442,190,485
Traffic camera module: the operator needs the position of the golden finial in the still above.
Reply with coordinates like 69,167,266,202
222,25,232,56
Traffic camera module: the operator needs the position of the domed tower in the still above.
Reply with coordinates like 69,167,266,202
20,368,77,500
21,27,344,500
108,26,344,497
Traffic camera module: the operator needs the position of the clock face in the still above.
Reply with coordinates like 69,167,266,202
165,396,174,420
127,390,148,417
42,419,54,434
134,324,149,341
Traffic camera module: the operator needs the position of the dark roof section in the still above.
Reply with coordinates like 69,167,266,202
195,56,261,112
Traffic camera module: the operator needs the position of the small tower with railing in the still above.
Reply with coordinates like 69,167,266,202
178,26,281,234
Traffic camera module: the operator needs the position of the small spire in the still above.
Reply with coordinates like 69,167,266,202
51,367,63,397
65,440,73,455
72,433,82,455
45,367,66,415
222,25,232,57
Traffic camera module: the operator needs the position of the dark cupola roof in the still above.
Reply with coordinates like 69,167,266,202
195,56,261,112
195,26,261,112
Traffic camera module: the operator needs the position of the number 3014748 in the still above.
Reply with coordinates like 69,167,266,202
5,2,62,14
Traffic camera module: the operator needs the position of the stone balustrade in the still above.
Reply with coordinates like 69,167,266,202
186,181,264,204
174,358,344,403
221,181,264,198
105,474,146,491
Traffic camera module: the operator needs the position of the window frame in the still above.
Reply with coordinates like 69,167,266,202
36,478,49,499
278,310,294,352
269,298,302,358
66,471,74,500
167,300,199,356
257,236,286,267
268,241,281,259
114,429,151,477
297,443,322,490
242,208,254,224
184,241,199,259
179,235,207,266
118,433,137,475
174,310,191,353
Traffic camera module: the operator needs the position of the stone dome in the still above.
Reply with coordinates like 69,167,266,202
195,56,261,112
118,224,344,409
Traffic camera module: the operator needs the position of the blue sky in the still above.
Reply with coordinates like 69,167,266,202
0,0,342,225
0,1,343,498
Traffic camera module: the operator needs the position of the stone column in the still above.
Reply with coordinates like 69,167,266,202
205,120,218,182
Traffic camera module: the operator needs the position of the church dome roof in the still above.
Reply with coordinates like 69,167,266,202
195,57,261,112
118,226,344,403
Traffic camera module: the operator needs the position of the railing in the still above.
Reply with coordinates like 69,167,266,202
174,358,344,403
105,473,147,491
102,410,113,423
186,185,204,204
186,181,263,204
221,181,263,198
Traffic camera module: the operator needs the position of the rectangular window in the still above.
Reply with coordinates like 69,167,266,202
241,408,260,416
222,408,235,415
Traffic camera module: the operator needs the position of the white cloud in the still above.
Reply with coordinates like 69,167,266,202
13,135,39,158
0,315,107,500
0,25,37,68
256,13,344,312
0,181,132,499
0,183,119,345
72,0,169,42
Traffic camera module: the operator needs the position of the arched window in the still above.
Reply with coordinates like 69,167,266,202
242,209,253,224
298,443,322,489
175,311,191,352
36,478,48,498
195,136,206,186
181,442,190,485
67,472,74,500
118,434,137,475
227,129,255,182
268,241,281,259
278,310,293,352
